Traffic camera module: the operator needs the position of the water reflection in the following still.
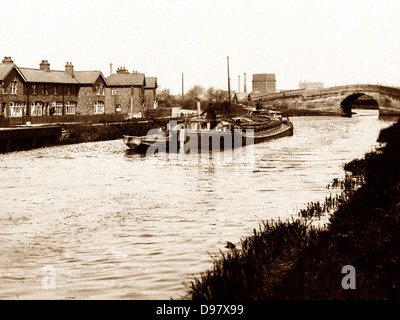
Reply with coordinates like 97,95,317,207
0,111,397,299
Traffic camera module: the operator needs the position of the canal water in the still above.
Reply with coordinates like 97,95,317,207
0,110,397,299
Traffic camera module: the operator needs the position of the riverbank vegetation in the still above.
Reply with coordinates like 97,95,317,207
188,119,400,299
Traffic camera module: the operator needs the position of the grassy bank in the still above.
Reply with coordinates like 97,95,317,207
188,119,400,300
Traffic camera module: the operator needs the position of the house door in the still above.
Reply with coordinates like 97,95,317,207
1,102,6,117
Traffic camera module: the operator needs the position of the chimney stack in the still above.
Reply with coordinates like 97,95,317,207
110,63,113,76
65,62,74,77
116,67,129,74
2,56,14,64
238,75,240,93
40,60,50,72
244,73,247,93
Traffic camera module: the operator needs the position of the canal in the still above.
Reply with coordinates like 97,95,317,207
0,110,397,299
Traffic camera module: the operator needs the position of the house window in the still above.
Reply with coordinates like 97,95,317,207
31,102,43,116
112,89,117,95
51,101,63,115
102,85,105,96
54,86,57,95
11,81,17,94
96,85,100,96
32,84,37,95
66,101,77,115
94,101,104,114
10,102,26,117
43,102,50,115
1,81,4,94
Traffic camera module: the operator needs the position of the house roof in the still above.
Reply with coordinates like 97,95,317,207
74,71,108,85
0,64,14,80
106,73,146,86
0,63,27,81
145,77,157,89
18,67,79,84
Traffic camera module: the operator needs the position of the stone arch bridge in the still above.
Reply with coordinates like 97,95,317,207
255,84,400,116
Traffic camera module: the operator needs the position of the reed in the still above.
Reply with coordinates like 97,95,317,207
188,218,322,300
187,119,400,300
298,173,361,220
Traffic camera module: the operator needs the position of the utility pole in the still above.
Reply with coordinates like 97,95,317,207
227,56,231,113
182,72,184,102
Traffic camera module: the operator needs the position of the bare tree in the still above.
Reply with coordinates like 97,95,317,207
205,87,216,101
186,85,205,101
215,89,227,102
156,88,171,101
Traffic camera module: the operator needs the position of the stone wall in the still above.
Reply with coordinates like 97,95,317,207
262,84,400,116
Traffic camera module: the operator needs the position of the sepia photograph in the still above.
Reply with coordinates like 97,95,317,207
1,0,399,315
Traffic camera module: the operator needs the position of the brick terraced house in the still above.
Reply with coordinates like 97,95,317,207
0,57,152,126
106,68,146,118
0,57,27,120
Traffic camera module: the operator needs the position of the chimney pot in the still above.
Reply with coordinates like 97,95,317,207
2,56,14,64
116,67,129,74
40,59,50,72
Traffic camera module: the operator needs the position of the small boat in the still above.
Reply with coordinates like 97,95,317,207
123,112,293,153
123,130,172,153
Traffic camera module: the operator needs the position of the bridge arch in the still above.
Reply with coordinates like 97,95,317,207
340,93,379,114
261,84,400,116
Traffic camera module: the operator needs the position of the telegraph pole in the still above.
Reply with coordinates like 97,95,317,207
182,72,184,102
227,56,231,113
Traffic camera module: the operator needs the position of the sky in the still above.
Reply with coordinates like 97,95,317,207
1,0,400,94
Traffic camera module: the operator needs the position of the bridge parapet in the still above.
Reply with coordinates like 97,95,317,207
303,84,400,98
259,84,400,116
